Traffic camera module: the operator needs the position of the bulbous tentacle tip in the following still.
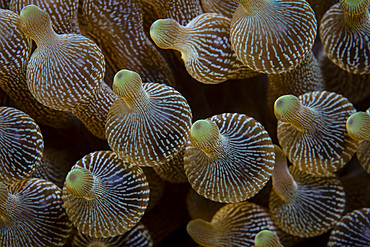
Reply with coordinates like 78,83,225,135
346,111,370,141
19,4,48,28
255,230,282,247
191,119,215,138
20,4,42,18
150,18,180,49
65,168,94,198
274,95,300,121
113,69,143,98
190,119,220,151
19,4,55,44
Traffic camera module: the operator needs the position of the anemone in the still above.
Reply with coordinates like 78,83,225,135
106,69,192,167
269,145,346,238
274,91,358,175
0,178,72,246
19,4,105,112
320,0,370,75
1,1,369,246
62,150,150,238
230,0,317,74
187,201,276,246
0,106,44,185
78,0,174,86
19,4,120,138
328,207,370,246
184,113,275,203
0,8,73,128
150,13,257,84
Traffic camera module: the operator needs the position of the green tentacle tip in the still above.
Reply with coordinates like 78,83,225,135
340,0,370,15
150,19,178,49
65,168,94,198
190,119,217,141
20,4,41,19
150,19,167,37
113,69,142,98
346,111,370,141
255,230,281,247
274,95,300,121
190,119,220,152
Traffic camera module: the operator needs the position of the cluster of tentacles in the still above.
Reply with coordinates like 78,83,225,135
0,0,369,246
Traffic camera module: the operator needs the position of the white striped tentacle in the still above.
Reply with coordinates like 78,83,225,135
62,150,150,238
275,91,358,176
184,113,275,203
230,0,317,74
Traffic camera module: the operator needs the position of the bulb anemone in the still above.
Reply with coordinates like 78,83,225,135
184,113,275,203
18,4,119,139
0,178,72,246
327,207,370,246
18,4,105,112
10,0,80,34
230,0,317,74
150,13,257,85
186,201,276,246
0,8,74,128
320,0,370,75
274,91,358,176
106,69,192,167
346,108,370,174
71,222,153,247
62,150,150,238
78,0,174,86
0,106,44,185
269,145,346,238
